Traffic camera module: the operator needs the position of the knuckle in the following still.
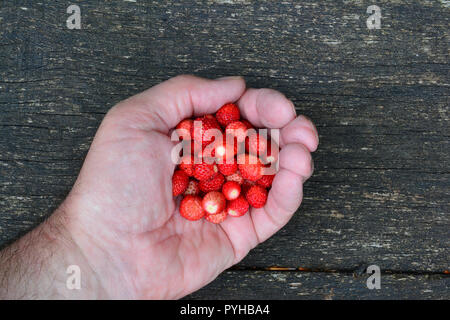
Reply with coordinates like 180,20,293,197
170,74,197,84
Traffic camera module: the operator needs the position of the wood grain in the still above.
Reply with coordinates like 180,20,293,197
0,0,448,298
186,270,450,299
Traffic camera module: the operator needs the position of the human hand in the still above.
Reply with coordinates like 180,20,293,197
0,75,318,299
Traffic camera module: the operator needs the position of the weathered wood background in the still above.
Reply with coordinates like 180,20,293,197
0,0,448,299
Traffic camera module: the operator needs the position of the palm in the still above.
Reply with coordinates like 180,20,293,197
66,76,318,299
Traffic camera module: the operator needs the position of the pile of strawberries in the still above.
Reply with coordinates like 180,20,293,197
172,102,279,224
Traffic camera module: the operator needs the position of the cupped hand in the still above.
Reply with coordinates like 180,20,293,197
63,75,319,299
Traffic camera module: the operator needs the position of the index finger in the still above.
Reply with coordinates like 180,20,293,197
109,75,246,132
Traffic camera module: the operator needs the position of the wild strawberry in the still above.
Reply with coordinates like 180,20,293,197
179,195,205,221
241,179,256,196
172,170,189,196
193,162,218,181
191,115,222,148
179,155,195,176
202,191,226,215
181,139,202,158
256,174,275,188
260,138,279,165
200,145,217,164
246,132,268,156
226,171,244,185
184,180,199,196
205,114,218,121
216,103,240,127
237,154,263,181
222,181,241,200
212,138,237,162
198,173,225,192
205,211,227,224
226,196,249,217
175,119,193,140
241,119,254,129
218,161,238,176
245,185,268,208
225,121,248,143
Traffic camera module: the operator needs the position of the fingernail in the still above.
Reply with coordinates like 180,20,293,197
301,114,312,122
302,158,314,183
215,76,243,81
300,115,319,141
289,100,297,117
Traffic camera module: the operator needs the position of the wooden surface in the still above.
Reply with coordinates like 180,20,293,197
187,270,449,300
0,0,449,299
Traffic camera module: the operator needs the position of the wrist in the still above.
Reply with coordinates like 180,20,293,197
61,194,138,299
0,204,107,299
45,206,109,299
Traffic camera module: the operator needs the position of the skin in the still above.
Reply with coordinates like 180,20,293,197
0,75,318,299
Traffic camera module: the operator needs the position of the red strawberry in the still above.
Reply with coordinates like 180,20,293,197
198,173,225,192
193,162,218,181
226,196,249,217
260,138,279,165
200,145,217,164
179,155,195,176
222,181,241,200
179,195,205,221
241,119,254,129
205,114,218,121
175,119,193,140
172,170,189,196
237,154,263,181
181,139,202,158
192,115,222,148
218,161,238,176
226,170,244,185
202,191,226,215
246,132,268,156
216,103,240,127
212,138,237,161
245,185,268,208
205,211,227,224
241,179,256,196
256,174,275,188
225,121,248,143
184,180,199,196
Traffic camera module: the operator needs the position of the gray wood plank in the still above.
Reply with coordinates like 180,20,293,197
0,0,449,280
186,270,450,300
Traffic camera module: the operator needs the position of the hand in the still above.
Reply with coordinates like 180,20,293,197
0,75,318,299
